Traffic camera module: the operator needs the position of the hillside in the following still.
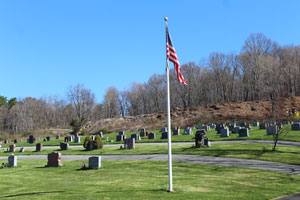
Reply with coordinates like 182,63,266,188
87,96,300,133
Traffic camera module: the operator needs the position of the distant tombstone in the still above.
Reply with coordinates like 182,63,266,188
91,136,95,141
7,154,17,167
36,143,43,152
267,126,277,135
245,124,251,130
283,121,290,125
131,134,141,140
216,123,226,134
232,126,240,134
203,125,210,131
161,132,168,139
56,135,60,139
203,138,210,147
116,135,123,142
47,152,63,167
9,144,16,152
106,137,109,142
161,127,167,132
148,132,156,139
173,128,180,136
252,122,259,126
197,125,204,129
237,122,246,127
184,128,193,135
220,128,229,137
19,147,25,153
74,136,80,143
46,136,51,141
140,129,147,137
87,141,94,151
89,156,101,169
28,135,35,143
60,142,69,150
291,123,300,131
239,128,249,137
259,123,266,129
14,139,18,143
124,138,135,149
0,142,2,148
68,136,73,142
119,131,125,136
97,132,103,138
210,124,216,129
4,140,8,144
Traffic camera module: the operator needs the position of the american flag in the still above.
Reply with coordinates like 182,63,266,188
166,26,188,85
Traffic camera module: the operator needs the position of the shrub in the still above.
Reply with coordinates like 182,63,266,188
83,135,92,149
80,129,87,135
93,135,103,149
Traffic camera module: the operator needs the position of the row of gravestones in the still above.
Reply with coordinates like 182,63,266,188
5,153,101,169
7,142,72,152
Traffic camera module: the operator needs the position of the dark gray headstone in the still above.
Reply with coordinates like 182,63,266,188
148,132,156,139
87,141,93,151
89,156,101,169
173,128,180,136
232,126,240,134
9,144,15,152
7,154,17,167
220,128,229,137
161,132,168,139
239,128,249,137
116,135,123,142
291,123,300,131
124,138,135,149
46,136,51,141
74,136,80,143
47,152,62,167
60,142,69,150
184,128,193,135
36,143,43,152
252,122,259,126
267,126,277,135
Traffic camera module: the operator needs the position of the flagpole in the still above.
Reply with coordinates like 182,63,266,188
165,16,173,192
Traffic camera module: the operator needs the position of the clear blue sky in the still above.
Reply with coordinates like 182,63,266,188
1,0,300,103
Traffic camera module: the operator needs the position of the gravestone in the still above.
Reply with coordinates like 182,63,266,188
19,147,25,152
67,136,73,142
210,124,216,129
202,125,210,131
28,135,35,143
283,121,290,125
9,144,15,152
7,154,17,167
106,137,109,142
87,141,94,151
14,139,18,143
220,128,229,137
56,135,60,139
267,126,277,135
173,128,180,136
203,138,210,147
116,135,123,142
148,132,156,139
259,123,266,129
131,134,141,140
161,132,168,139
140,129,147,137
239,128,249,137
36,143,43,151
89,156,101,169
47,152,62,167
291,122,300,131
124,138,135,149
245,124,251,129
60,142,69,150
216,123,226,134
197,125,204,130
161,127,167,132
0,142,2,148
64,137,68,142
46,136,51,141
119,131,125,136
237,122,246,127
252,122,259,126
75,136,80,143
184,128,193,135
4,140,8,144
232,126,240,134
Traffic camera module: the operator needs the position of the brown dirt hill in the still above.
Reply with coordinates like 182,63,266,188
87,96,300,133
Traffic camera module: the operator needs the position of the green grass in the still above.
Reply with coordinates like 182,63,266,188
0,159,299,200
2,143,300,165
3,126,300,148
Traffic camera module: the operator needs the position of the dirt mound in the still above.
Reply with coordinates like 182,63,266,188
87,96,300,133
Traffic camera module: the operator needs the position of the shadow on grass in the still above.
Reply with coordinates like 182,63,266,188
0,191,65,198
95,188,166,193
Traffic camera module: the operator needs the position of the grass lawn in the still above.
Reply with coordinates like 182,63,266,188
1,143,300,165
0,159,299,200
2,126,300,148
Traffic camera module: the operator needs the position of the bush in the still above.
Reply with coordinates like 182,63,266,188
93,135,103,149
83,136,92,149
80,129,87,135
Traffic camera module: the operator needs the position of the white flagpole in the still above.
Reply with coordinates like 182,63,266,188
165,17,173,192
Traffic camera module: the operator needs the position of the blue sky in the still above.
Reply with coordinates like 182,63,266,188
1,0,300,103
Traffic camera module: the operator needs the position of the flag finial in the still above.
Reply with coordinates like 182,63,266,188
164,17,168,21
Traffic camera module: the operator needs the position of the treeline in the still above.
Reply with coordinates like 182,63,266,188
1,33,300,134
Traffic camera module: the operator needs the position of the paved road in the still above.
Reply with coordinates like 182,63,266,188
1,154,300,175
